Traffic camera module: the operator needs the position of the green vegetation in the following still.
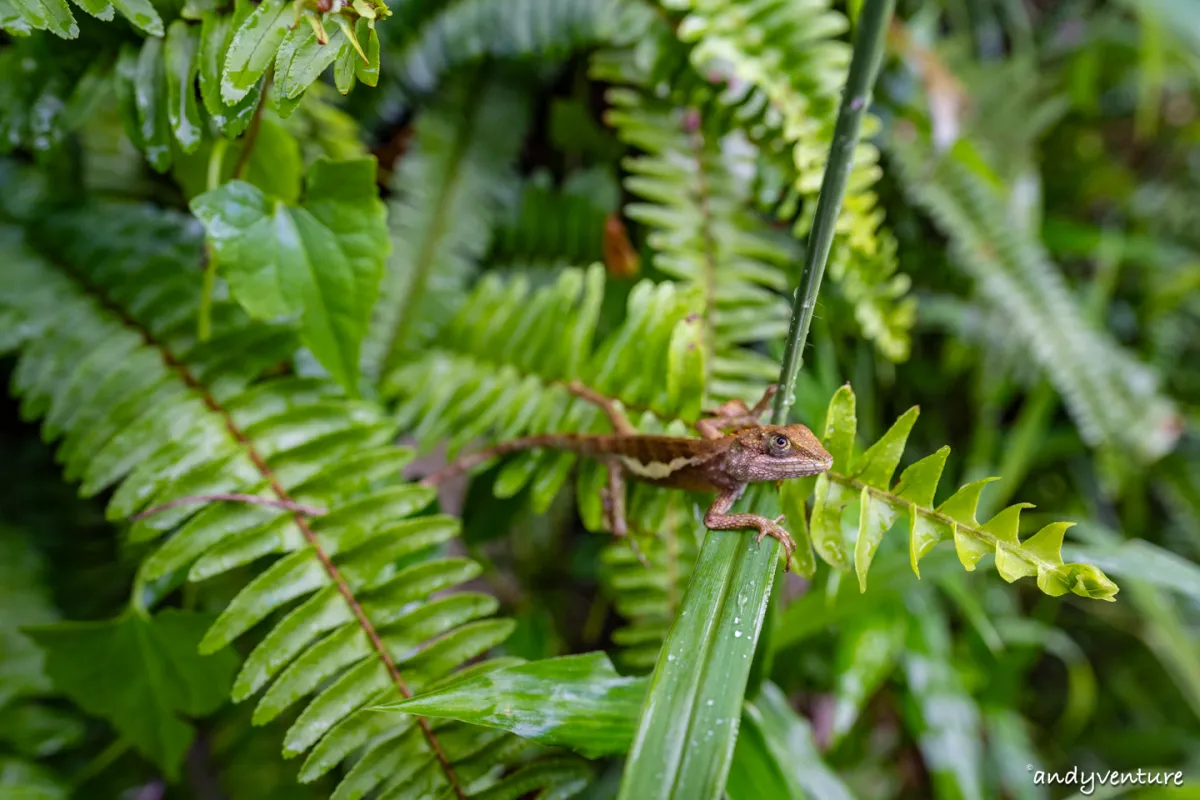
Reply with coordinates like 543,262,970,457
1,0,1197,798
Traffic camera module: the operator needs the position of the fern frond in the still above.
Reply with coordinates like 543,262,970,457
600,497,699,671
488,168,619,271
384,264,705,469
0,33,110,158
784,385,1120,601
656,0,915,361
888,128,1181,463
0,202,592,799
390,0,656,98
604,88,797,405
362,71,530,389
382,265,707,667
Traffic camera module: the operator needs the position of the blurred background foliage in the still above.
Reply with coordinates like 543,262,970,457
2,0,1199,797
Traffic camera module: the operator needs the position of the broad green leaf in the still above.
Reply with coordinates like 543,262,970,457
164,20,203,154
471,757,595,800
25,609,238,779
1063,538,1200,604
198,10,229,116
334,30,357,95
0,704,84,758
242,117,302,203
190,157,388,392
9,0,76,38
273,81,304,118
376,653,646,758
902,590,983,800
275,20,346,100
733,682,855,800
983,710,1046,800
134,35,172,173
0,526,58,709
0,757,67,799
354,18,379,86
222,0,290,104
110,0,160,35
199,2,263,137
619,485,779,800
66,0,112,22
727,703,802,800
829,612,906,745
0,0,36,34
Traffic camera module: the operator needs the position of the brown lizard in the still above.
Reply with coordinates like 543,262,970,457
419,382,834,571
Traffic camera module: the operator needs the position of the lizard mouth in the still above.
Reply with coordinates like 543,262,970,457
775,454,834,473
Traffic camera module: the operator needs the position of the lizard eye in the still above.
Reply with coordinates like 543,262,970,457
771,434,790,452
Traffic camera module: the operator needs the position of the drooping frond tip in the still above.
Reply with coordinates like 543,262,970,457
785,385,1119,601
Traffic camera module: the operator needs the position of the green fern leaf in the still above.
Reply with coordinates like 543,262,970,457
488,168,619,270
605,88,797,405
389,0,655,98
362,71,531,387
656,0,915,361
799,384,1119,600
888,125,1180,464
0,200,593,800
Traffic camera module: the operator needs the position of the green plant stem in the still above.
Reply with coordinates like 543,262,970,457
71,738,132,790
770,0,895,425
617,2,896,798
198,242,218,342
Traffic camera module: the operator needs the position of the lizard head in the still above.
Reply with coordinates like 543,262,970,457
726,424,834,482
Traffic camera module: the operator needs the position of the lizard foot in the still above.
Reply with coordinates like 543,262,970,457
753,519,796,572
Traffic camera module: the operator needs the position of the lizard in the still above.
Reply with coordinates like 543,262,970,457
419,381,834,572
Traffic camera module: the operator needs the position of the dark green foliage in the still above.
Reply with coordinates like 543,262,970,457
2,0,1199,798
26,609,238,778
0,202,590,798
362,71,531,386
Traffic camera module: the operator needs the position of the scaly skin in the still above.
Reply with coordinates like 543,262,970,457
420,383,834,571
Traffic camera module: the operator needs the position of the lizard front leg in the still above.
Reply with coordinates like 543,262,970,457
695,384,779,440
566,380,637,435
703,486,796,571
601,461,649,567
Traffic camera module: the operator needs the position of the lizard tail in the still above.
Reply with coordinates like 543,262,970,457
419,434,580,487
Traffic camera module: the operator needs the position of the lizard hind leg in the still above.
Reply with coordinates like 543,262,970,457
695,384,779,440
565,380,637,436
602,461,649,568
